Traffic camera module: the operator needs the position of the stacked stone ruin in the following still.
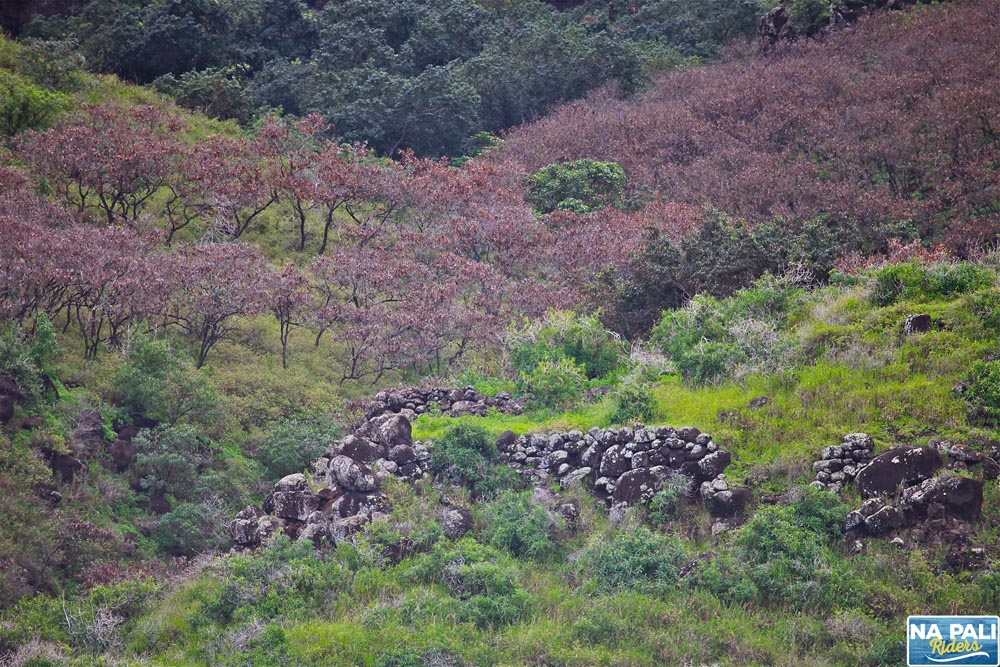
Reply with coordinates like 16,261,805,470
231,387,525,548
810,432,875,493
496,424,750,522
231,388,749,549
807,434,996,566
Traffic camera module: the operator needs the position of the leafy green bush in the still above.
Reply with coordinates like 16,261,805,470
254,411,341,481
113,335,217,427
482,491,561,561
576,527,688,595
508,309,625,379
407,539,531,628
695,488,853,610
0,315,61,403
0,69,69,135
430,423,521,497
868,261,994,307
152,501,228,556
651,276,803,385
526,158,627,214
519,357,586,410
133,424,218,501
963,360,1000,428
609,377,656,424
647,474,692,524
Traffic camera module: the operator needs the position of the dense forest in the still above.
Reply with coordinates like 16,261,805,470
2,0,1000,665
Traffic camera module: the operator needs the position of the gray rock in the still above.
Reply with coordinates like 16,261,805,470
328,455,378,492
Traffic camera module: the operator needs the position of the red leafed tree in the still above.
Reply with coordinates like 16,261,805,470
165,242,272,368
194,134,278,240
269,262,310,369
18,104,184,227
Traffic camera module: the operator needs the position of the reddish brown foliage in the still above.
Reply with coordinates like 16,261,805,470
497,1,1000,252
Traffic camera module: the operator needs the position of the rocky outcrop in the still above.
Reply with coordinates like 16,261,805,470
232,387,743,550
810,433,874,493
361,386,524,422
854,445,942,498
818,433,991,565
497,423,748,518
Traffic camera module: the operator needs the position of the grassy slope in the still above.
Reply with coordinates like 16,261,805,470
6,263,995,666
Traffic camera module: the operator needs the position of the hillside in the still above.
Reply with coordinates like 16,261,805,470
2,1,1000,666
496,0,1000,279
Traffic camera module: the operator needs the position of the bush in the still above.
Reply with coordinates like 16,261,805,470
151,500,228,556
407,539,531,628
0,315,60,403
508,310,626,380
519,357,586,410
868,261,994,307
526,159,626,214
113,335,217,427
576,527,688,595
133,424,218,501
650,276,803,385
647,474,693,524
482,491,561,561
430,423,521,498
609,377,656,425
963,360,1000,428
254,411,341,481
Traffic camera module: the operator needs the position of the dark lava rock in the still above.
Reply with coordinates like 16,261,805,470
442,507,474,539
855,446,943,498
707,488,752,518
611,469,660,506
926,477,983,520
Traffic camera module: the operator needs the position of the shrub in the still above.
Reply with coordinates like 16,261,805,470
508,309,626,379
430,423,521,498
133,424,218,501
519,357,586,410
151,500,228,557
576,526,688,595
609,376,656,425
868,261,994,307
113,335,217,427
482,491,562,561
963,360,1000,428
526,159,626,214
647,474,693,524
407,539,531,628
254,411,341,481
0,315,60,403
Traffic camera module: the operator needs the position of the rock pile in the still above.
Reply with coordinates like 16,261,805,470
810,433,874,493
497,424,749,519
812,433,993,564
363,386,524,421
231,384,745,549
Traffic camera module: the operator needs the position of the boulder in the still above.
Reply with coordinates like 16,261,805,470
328,455,378,492
698,450,731,479
559,467,593,489
50,452,84,483
331,435,383,464
231,506,266,546
611,469,660,506
442,508,474,539
854,446,943,498
374,414,412,449
107,439,138,472
598,445,630,479
332,491,388,518
270,490,319,521
902,314,932,336
275,473,309,493
496,430,517,450
0,394,15,424
926,477,983,520
864,505,906,534
388,445,417,466
706,488,752,518
983,457,1000,481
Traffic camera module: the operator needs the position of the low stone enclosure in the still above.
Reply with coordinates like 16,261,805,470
231,386,997,569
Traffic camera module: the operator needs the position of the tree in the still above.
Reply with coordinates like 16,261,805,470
18,104,184,226
166,242,271,368
269,263,309,369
